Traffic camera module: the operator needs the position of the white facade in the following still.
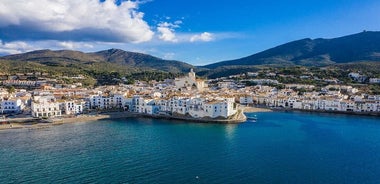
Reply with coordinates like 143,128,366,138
89,94,125,109
62,101,85,115
240,96,253,105
129,96,238,119
258,93,380,113
31,101,61,118
188,98,237,118
369,78,380,84
174,69,206,91
0,98,24,114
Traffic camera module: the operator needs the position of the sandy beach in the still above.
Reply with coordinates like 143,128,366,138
242,106,272,113
0,112,139,131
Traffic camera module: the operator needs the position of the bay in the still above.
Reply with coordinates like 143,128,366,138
1,112,380,184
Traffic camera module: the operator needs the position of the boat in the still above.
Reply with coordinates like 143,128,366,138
247,115,258,122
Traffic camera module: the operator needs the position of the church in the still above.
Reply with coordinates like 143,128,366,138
174,69,206,91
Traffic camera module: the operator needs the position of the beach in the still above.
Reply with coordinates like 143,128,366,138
0,112,139,131
242,106,272,113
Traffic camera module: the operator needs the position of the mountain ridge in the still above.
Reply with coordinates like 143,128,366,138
1,31,380,78
1,48,194,73
205,31,380,68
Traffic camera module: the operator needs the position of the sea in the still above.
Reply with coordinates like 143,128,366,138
1,111,380,184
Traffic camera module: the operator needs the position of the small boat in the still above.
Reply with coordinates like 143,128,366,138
247,115,258,121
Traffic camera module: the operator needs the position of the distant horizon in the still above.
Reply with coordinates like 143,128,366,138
1,0,380,65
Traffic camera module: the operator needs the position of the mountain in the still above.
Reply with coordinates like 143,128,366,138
2,31,380,80
1,49,103,64
1,48,194,73
91,49,193,73
205,31,380,69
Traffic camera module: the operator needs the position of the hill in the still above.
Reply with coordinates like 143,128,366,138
0,49,196,86
205,31,380,69
91,49,193,73
1,49,194,73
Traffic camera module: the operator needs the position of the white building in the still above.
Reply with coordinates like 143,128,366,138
89,94,125,109
61,100,85,115
369,78,380,84
189,98,237,118
174,69,206,91
0,98,24,114
31,96,61,118
129,95,238,119
240,96,254,105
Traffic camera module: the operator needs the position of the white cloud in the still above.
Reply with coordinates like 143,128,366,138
157,21,182,42
157,26,177,42
0,40,37,54
174,20,183,25
190,32,214,42
57,41,94,50
0,0,154,43
0,40,97,55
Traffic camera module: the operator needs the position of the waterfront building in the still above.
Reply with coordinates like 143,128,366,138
0,98,24,114
89,94,125,110
240,96,254,105
31,96,61,118
61,100,85,115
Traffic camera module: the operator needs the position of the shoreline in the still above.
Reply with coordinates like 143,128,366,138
0,110,247,131
242,105,380,117
1,106,378,131
270,107,380,117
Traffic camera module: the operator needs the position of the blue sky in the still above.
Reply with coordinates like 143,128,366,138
1,0,380,65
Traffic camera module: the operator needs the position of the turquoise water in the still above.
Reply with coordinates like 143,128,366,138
1,112,380,183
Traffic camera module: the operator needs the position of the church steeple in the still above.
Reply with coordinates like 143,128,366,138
189,68,196,80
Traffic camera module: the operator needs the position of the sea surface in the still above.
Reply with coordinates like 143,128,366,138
1,112,380,184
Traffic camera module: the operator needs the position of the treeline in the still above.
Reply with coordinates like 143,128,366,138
85,70,181,86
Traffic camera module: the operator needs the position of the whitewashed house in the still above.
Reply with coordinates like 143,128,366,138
240,96,253,105
62,100,85,115
31,96,61,118
0,98,24,114
89,94,125,110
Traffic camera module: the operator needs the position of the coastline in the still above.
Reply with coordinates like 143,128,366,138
242,105,380,117
270,107,380,117
0,110,247,131
2,105,378,131
0,112,138,131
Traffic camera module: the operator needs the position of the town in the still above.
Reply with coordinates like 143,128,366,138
1,68,380,124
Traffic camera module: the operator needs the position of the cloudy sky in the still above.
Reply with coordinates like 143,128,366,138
1,0,380,65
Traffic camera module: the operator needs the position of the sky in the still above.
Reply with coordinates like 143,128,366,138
1,0,380,66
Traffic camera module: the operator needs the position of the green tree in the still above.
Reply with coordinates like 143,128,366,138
6,86,15,94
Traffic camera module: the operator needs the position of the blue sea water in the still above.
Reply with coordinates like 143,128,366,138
1,112,380,184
